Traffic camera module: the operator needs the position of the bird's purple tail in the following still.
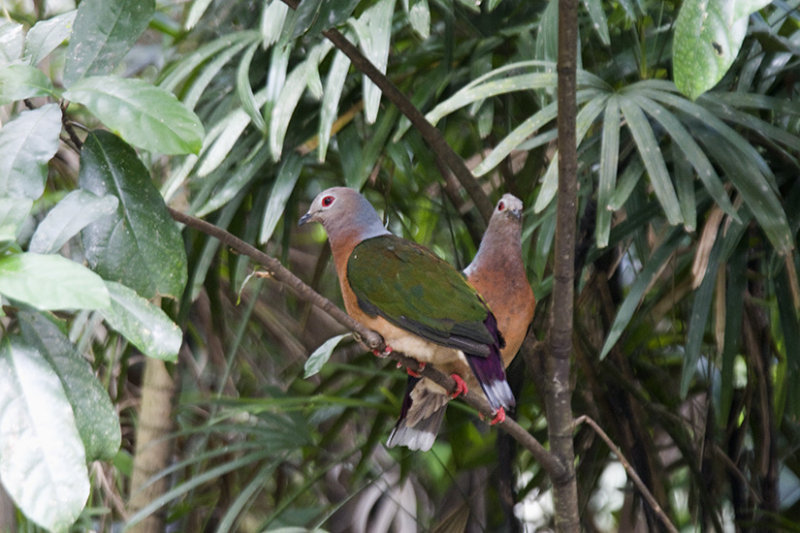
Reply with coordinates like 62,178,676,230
466,314,515,411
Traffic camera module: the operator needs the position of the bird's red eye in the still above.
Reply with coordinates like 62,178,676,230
322,195,334,207
498,201,505,211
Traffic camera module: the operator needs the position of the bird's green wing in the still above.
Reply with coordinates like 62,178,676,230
347,235,494,355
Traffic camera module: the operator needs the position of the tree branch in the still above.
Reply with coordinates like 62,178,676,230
168,207,564,478
574,415,679,533
279,0,493,224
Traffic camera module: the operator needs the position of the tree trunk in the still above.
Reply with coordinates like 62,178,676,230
127,358,176,532
547,0,581,530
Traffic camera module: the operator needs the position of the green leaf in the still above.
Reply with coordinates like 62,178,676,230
0,196,33,242
236,42,267,133
79,130,188,299
672,0,769,99
64,76,204,155
28,190,119,254
0,253,110,311
600,228,685,359
304,334,351,378
100,281,182,362
260,153,303,244
349,0,396,124
0,63,57,105
619,97,683,225
597,96,619,247
185,0,213,29
18,311,121,461
0,103,62,200
0,338,90,532
63,0,155,86
318,49,351,161
23,10,77,66
404,0,431,39
0,21,23,65
681,236,724,398
582,0,610,45
261,1,290,47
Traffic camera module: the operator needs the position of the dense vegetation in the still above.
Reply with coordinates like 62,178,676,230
0,0,798,531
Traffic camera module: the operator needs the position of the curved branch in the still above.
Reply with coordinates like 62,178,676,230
168,207,564,478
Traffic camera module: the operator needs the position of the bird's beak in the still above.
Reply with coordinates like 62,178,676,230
298,211,314,226
509,209,522,220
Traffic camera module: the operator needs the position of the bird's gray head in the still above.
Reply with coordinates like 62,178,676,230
493,193,523,221
299,187,389,241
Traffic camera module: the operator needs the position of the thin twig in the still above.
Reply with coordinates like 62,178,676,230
168,207,564,478
279,0,493,223
574,415,679,533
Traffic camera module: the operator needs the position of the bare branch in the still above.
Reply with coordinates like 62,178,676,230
574,415,679,533
168,207,564,477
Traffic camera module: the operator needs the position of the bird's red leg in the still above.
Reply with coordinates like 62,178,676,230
478,407,506,425
371,345,393,358
404,361,426,377
449,374,468,398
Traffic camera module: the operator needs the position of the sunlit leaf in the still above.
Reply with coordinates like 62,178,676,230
28,190,119,254
0,21,24,65
260,152,304,244
404,0,431,40
0,338,89,532
18,311,121,462
261,1,290,47
0,253,110,311
64,76,204,155
100,281,182,362
349,0,396,124
23,10,77,66
185,0,213,29
318,49,352,161
237,41,267,133
0,63,57,105
0,103,62,200
63,0,155,86
583,0,610,45
304,334,351,378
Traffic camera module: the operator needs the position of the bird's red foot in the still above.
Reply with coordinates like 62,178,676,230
405,361,426,377
489,407,506,425
450,374,468,399
372,345,393,358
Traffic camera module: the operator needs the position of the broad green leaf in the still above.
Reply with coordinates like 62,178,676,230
350,0,396,124
0,253,110,311
619,97,683,225
260,153,303,244
0,21,23,65
18,311,121,461
0,103,62,200
64,76,204,155
318,49,352,161
0,196,32,242
236,41,267,133
23,10,77,66
600,228,685,359
597,96,620,247
79,131,188,299
304,334,351,378
672,0,769,99
0,63,57,105
0,338,89,532
100,281,182,362
28,190,119,254
63,0,155,86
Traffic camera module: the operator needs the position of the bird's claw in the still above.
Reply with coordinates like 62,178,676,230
404,361,426,377
449,374,468,398
479,407,506,425
372,345,393,358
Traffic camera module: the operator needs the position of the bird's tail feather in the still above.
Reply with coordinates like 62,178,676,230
386,376,448,451
466,347,515,411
